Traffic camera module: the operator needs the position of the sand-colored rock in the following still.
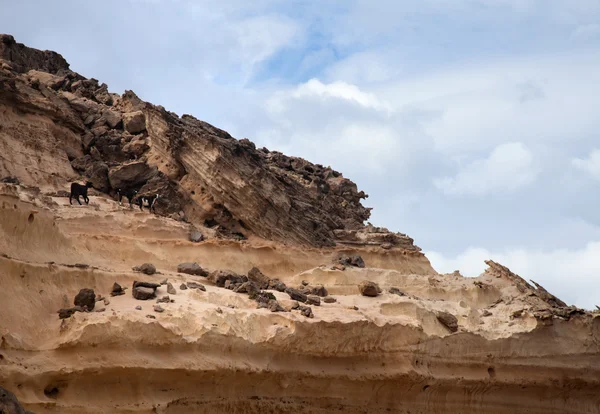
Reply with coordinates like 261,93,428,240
0,35,598,414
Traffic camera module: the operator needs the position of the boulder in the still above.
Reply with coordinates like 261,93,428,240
358,281,381,297
338,254,365,268
122,139,149,158
0,385,29,414
132,286,156,300
233,281,260,296
268,278,287,292
209,270,246,287
133,281,161,289
167,282,176,295
100,109,122,129
133,263,156,275
84,161,110,192
248,267,270,289
436,311,459,333
306,295,321,306
123,111,146,134
298,305,314,318
74,288,96,310
189,231,204,242
268,299,285,312
285,287,308,303
108,162,157,190
110,282,125,296
309,284,328,297
177,262,208,277
180,283,188,290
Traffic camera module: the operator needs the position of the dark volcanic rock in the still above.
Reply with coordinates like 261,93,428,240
233,281,261,296
358,281,381,297
74,288,96,310
285,287,308,303
323,296,337,303
0,34,70,74
337,254,366,268
389,287,407,296
186,281,206,291
110,282,125,296
0,385,29,414
209,270,246,287
247,267,270,289
306,295,321,306
133,286,156,300
177,262,208,277
108,162,157,190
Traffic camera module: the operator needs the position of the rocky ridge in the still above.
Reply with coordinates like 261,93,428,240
0,33,418,249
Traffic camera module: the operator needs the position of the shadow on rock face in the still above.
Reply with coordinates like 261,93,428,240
0,385,30,414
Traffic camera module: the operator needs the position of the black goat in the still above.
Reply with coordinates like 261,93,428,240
137,194,160,213
116,188,138,208
69,182,93,205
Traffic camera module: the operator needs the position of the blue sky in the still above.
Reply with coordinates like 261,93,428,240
2,0,600,308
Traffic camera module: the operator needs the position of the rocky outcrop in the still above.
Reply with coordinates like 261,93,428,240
0,34,423,249
0,385,30,414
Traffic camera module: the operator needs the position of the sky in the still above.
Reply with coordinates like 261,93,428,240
2,0,600,308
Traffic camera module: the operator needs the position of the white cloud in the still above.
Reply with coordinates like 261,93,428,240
427,242,600,310
434,142,539,196
290,79,392,112
572,149,600,180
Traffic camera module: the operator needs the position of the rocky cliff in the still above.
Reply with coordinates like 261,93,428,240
0,35,599,414
0,33,418,248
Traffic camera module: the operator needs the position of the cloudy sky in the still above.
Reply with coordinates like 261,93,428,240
2,0,600,308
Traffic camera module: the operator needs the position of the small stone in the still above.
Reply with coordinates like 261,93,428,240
291,301,300,310
301,280,309,286
157,295,170,303
160,279,168,285
135,306,142,310
298,305,313,318
110,282,125,296
103,299,110,306
323,296,336,303
167,282,176,295
331,264,345,271
146,314,156,319
216,307,223,314
154,305,165,313
187,281,206,291
189,231,204,243
482,310,492,317
180,283,188,290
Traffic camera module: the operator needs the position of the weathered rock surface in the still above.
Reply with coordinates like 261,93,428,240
0,385,29,414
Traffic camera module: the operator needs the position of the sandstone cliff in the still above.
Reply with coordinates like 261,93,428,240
0,33,418,249
0,35,599,414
